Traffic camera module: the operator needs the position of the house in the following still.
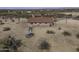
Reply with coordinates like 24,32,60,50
27,17,55,27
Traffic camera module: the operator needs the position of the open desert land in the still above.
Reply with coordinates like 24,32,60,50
0,17,79,52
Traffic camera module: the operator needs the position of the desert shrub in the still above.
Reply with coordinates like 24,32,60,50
3,27,11,31
58,27,62,30
46,30,55,34
0,49,10,52
2,36,22,52
62,31,71,36
11,19,15,22
39,40,50,50
76,34,79,39
0,20,2,23
0,20,4,25
76,48,79,52
54,19,57,22
0,23,5,25
73,16,79,20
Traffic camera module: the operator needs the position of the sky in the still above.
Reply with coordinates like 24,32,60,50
0,7,64,9
0,7,77,10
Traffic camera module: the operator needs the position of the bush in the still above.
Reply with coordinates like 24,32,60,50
76,48,79,52
2,36,22,52
73,16,79,20
11,20,15,22
62,31,71,36
0,20,4,25
76,34,79,39
0,20,2,23
58,27,62,30
54,19,57,22
39,40,50,50
0,23,4,25
3,27,11,31
46,30,55,34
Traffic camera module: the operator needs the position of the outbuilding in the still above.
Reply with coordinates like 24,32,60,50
27,17,55,27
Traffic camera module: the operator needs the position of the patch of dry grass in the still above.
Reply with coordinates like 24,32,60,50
62,31,72,36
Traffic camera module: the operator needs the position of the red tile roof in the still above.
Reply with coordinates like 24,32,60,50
28,17,54,23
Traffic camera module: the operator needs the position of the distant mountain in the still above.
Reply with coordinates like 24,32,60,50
0,7,65,10
0,7,79,12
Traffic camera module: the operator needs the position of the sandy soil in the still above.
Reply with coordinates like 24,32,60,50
0,17,79,52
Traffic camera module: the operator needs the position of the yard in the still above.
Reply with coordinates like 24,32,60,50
0,17,79,52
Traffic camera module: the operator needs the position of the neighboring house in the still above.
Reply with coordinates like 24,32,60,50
27,17,55,27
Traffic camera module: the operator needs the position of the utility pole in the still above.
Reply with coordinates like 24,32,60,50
66,15,67,24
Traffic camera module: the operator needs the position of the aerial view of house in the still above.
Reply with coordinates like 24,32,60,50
0,7,79,52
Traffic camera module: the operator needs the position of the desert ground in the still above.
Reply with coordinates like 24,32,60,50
0,17,79,52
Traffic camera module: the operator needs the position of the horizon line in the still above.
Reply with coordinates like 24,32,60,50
0,7,78,10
